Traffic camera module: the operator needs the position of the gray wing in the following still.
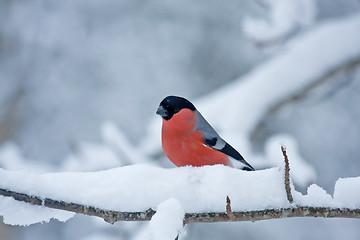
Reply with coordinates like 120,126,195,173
195,110,255,171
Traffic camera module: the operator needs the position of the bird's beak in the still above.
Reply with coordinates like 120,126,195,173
156,105,168,118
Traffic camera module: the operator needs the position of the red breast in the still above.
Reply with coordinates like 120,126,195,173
161,109,230,167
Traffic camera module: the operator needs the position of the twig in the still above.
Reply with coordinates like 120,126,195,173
1,187,360,224
281,145,294,203
226,196,236,220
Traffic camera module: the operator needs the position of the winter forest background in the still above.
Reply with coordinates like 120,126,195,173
1,0,360,239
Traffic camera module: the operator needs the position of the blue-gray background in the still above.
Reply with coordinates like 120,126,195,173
0,0,360,239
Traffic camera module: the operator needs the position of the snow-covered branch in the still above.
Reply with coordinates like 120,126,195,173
1,187,360,225
0,187,154,224
243,0,317,47
0,147,360,227
250,56,360,143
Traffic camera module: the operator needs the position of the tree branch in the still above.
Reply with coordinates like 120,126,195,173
184,207,360,224
250,57,360,145
0,188,155,224
0,147,359,225
0,187,360,225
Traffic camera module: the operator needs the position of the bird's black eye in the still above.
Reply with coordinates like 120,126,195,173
162,103,181,114
165,106,173,113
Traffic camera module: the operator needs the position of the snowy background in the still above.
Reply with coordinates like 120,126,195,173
1,0,360,239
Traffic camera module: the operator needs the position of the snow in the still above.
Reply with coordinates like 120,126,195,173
243,0,316,42
0,142,54,173
61,122,153,172
294,177,360,208
333,176,360,209
147,199,185,240
0,143,35,171
0,164,359,226
293,184,333,207
62,142,122,172
0,196,74,226
101,122,151,165
0,165,289,214
0,122,150,173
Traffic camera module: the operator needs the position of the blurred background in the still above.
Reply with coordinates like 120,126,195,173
1,0,360,239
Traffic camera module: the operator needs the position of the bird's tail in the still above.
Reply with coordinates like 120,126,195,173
241,166,255,171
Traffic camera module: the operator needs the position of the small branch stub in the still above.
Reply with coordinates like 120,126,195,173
281,145,294,203
226,196,236,221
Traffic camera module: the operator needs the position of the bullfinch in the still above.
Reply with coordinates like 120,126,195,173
156,96,254,171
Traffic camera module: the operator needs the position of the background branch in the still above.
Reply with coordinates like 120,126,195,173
250,57,360,144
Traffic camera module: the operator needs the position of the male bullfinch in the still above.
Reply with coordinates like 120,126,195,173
156,96,254,171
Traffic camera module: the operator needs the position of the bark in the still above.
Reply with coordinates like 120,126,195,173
0,187,359,225
281,145,294,203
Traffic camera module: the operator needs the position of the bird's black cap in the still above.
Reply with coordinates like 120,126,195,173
156,96,195,120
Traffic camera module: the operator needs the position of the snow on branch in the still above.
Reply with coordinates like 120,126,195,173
0,147,360,227
250,56,360,144
242,0,317,47
0,187,359,225
0,187,154,224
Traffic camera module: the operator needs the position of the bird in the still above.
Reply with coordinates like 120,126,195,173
156,95,254,171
